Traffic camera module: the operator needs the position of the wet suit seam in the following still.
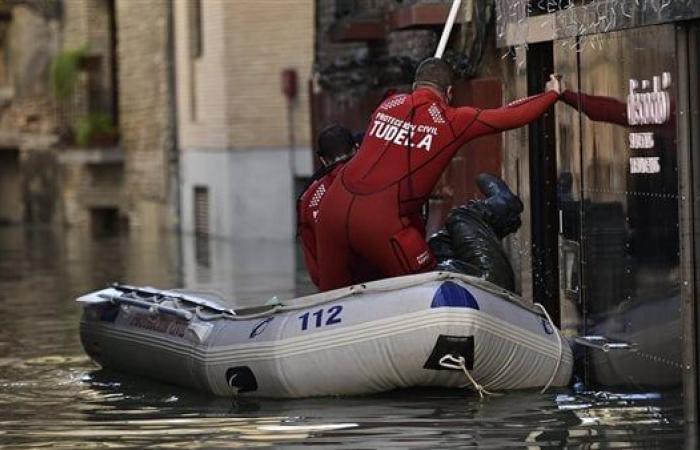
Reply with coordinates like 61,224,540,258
345,193,357,260
474,117,502,132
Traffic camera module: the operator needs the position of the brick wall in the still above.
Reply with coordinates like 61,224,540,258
174,0,229,150
116,0,175,229
1,5,58,133
174,0,314,151
223,0,313,149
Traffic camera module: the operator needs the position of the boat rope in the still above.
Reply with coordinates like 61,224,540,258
438,354,500,399
533,302,563,395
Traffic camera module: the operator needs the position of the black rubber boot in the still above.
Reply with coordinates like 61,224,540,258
475,173,524,239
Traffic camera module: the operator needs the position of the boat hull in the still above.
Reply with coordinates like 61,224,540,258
79,273,573,398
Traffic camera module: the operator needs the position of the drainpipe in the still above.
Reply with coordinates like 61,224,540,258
167,0,181,233
282,68,299,178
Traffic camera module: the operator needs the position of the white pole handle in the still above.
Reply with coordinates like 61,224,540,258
434,0,463,59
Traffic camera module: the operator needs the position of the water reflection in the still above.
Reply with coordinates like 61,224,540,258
0,227,687,448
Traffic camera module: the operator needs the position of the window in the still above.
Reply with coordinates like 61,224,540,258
0,17,10,89
188,0,202,121
193,185,209,235
335,0,358,19
189,0,203,59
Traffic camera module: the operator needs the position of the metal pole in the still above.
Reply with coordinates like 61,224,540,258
434,0,463,58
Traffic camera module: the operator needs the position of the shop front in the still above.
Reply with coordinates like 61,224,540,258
497,0,700,421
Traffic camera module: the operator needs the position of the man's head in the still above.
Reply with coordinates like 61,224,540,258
413,57,454,102
317,124,358,166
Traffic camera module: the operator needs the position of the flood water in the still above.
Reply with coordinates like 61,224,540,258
0,227,690,448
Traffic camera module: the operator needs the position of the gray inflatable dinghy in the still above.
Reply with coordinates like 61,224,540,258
78,272,573,398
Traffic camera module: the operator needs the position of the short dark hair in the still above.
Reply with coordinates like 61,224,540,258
317,124,355,162
414,57,453,92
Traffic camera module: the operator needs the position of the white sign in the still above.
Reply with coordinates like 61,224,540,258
627,72,672,126
629,132,655,149
630,157,661,174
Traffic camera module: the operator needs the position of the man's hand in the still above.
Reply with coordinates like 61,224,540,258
545,73,563,94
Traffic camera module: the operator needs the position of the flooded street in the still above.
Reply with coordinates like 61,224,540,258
0,227,688,449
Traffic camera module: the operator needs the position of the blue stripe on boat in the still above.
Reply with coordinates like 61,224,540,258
431,281,479,309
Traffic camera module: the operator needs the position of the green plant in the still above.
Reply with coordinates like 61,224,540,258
74,112,116,147
49,46,88,99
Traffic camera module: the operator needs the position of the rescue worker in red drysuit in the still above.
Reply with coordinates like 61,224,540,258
298,125,376,287
560,88,675,128
315,58,563,291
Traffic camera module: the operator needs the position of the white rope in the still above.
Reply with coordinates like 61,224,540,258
533,302,563,394
438,354,500,399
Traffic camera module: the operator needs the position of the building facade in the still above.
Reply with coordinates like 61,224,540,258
173,0,314,241
0,0,176,234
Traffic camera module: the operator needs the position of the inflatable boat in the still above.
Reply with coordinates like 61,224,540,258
78,272,573,398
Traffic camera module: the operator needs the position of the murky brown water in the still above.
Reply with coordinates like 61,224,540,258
0,227,688,448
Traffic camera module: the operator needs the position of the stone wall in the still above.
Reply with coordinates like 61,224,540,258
223,0,314,149
0,4,58,134
174,0,315,240
0,3,59,224
0,0,173,231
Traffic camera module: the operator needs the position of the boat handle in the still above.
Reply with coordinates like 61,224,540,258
112,283,235,315
98,293,193,321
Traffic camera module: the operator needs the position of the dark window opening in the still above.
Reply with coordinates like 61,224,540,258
335,0,358,19
0,149,21,224
193,185,209,235
90,207,124,235
188,0,201,121
108,0,118,125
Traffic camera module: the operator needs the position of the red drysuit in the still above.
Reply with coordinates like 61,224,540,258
297,163,344,287
315,87,560,291
298,162,382,287
561,90,627,127
560,89,675,127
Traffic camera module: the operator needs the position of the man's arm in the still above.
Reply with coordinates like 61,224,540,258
560,89,628,126
465,90,560,139
455,74,562,140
